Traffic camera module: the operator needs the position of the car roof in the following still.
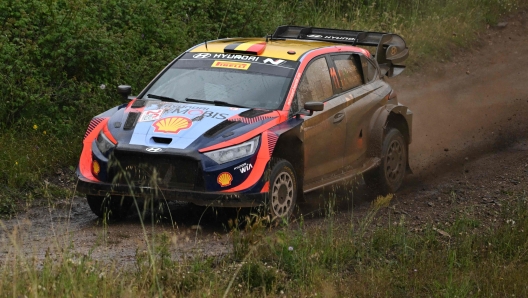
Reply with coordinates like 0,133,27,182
189,37,347,61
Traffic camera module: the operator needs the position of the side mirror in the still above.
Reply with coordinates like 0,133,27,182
296,101,324,118
304,101,324,112
117,85,132,101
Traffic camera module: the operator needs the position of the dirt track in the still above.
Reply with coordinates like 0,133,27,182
1,10,528,267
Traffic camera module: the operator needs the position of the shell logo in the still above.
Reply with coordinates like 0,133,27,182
153,116,192,133
92,160,101,175
217,172,233,187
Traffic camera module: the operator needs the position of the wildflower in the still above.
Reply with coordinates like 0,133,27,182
33,124,38,130
43,131,46,135
100,84,106,90
288,246,294,251
15,161,18,165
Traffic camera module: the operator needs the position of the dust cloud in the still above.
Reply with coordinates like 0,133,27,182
390,12,528,180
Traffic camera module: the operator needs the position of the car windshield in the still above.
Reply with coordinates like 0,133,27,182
141,53,298,110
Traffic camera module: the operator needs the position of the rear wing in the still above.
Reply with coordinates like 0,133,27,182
272,26,409,77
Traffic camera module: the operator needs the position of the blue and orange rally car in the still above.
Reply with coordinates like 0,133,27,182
77,26,413,220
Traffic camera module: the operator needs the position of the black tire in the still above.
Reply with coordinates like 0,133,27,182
268,159,298,221
86,195,132,220
365,128,407,195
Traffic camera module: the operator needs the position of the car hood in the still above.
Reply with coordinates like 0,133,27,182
109,101,276,150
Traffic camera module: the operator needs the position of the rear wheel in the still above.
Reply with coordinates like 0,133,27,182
86,195,132,220
365,128,407,195
268,159,298,221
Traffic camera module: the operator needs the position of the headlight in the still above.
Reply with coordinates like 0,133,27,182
95,130,116,155
204,136,260,164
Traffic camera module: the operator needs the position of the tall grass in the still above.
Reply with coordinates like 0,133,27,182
1,191,528,296
0,128,75,215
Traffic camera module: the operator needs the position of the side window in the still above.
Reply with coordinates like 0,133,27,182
296,57,333,107
332,54,364,91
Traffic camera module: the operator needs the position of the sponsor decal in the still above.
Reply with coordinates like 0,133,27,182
146,147,163,153
212,53,259,61
153,116,192,133
129,103,248,150
390,46,398,56
187,109,204,116
307,34,356,41
193,53,211,59
138,109,163,122
192,53,261,62
175,108,227,119
234,163,253,174
325,35,355,41
145,103,229,119
92,160,100,175
263,58,286,66
329,68,341,89
217,172,233,187
212,60,251,70
147,102,210,111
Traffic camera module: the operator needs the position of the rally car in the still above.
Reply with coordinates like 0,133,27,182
76,26,412,220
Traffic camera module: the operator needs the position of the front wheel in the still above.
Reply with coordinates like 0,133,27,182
268,159,298,221
86,195,132,220
365,128,407,195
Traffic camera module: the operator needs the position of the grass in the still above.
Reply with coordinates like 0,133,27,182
1,191,528,296
0,127,77,215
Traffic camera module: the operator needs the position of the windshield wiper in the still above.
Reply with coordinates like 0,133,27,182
185,98,248,108
147,94,185,103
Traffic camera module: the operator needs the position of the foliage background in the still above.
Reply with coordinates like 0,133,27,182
0,0,524,213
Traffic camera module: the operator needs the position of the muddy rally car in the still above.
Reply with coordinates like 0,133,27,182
76,26,412,220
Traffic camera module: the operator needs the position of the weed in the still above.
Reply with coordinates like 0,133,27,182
1,191,528,296
240,261,277,292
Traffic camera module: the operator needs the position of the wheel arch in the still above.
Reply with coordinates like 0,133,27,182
386,111,411,145
268,121,305,198
367,104,413,172
272,134,304,186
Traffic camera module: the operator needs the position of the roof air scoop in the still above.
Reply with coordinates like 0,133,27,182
224,41,266,55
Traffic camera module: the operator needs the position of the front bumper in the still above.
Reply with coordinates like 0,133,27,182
77,176,267,208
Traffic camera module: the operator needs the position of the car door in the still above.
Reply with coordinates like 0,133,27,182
294,56,347,182
330,53,382,167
